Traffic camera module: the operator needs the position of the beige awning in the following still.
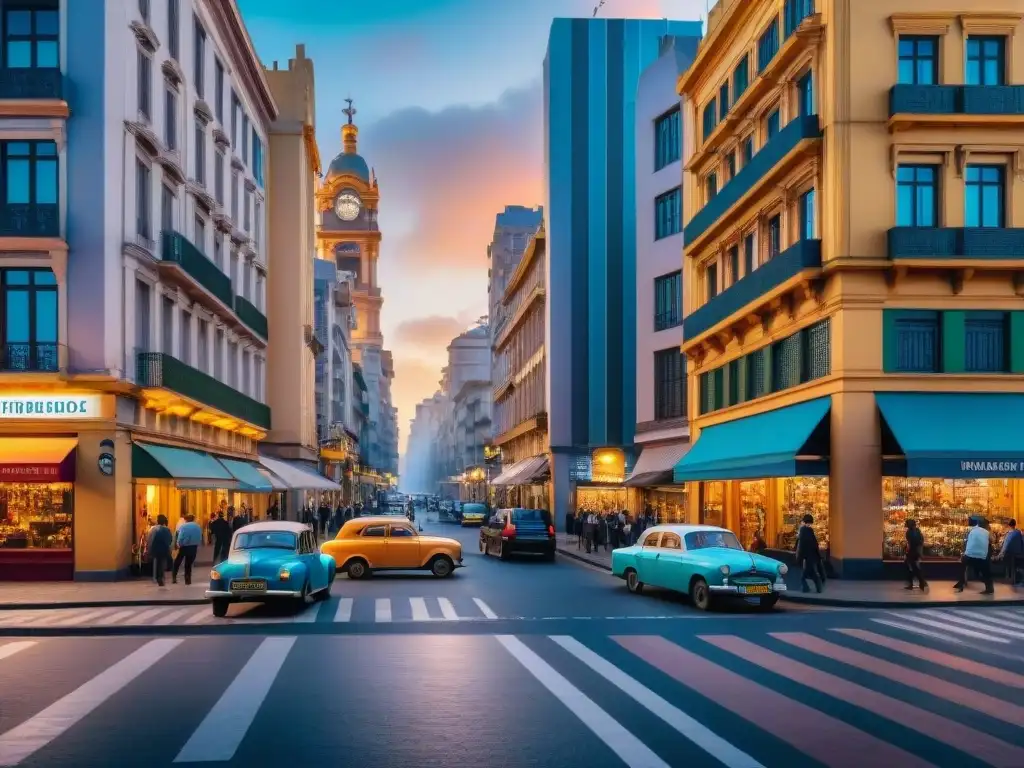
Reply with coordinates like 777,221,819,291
624,441,691,487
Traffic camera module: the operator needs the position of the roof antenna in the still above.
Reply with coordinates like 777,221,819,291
593,0,606,16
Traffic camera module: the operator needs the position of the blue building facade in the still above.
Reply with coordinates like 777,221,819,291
544,18,702,521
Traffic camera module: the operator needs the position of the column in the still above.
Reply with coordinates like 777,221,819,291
122,263,136,375
51,247,69,370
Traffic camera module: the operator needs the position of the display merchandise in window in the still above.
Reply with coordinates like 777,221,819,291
700,482,724,527
776,477,829,551
574,486,638,516
645,488,687,525
0,482,72,549
738,480,768,550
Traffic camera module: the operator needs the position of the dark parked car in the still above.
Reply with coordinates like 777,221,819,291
480,508,556,561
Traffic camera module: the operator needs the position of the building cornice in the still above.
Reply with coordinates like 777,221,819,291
203,0,278,127
502,228,545,304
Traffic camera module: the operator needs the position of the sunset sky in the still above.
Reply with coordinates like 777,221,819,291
237,0,706,453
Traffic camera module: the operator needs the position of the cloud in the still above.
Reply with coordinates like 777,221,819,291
393,315,467,350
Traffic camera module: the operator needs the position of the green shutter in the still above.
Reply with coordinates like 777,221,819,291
941,311,965,373
882,310,898,372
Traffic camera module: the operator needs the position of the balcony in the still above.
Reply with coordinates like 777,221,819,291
684,239,822,344
0,342,59,372
160,230,233,308
136,351,271,430
0,203,59,237
0,68,62,100
889,85,1024,131
684,115,822,247
888,227,1024,260
233,295,268,339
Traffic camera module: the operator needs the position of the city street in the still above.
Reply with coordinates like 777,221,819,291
1,519,1023,767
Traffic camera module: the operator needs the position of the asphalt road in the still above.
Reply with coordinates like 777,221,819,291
1,517,1023,767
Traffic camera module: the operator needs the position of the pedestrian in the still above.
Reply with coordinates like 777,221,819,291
584,511,597,554
318,500,330,537
172,514,203,585
795,514,823,593
955,517,993,594
267,499,280,521
995,519,1023,585
147,514,173,587
749,531,767,554
231,505,248,533
622,518,632,546
904,519,928,591
564,510,573,543
210,511,232,564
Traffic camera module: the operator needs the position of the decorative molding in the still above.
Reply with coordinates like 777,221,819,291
889,13,955,36
212,126,229,148
125,118,162,157
130,20,159,53
193,99,213,124
959,13,1023,37
161,59,183,87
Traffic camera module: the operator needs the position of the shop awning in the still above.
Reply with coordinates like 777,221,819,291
0,437,77,483
877,392,1024,478
219,458,273,492
257,455,342,491
490,455,546,486
674,397,831,483
625,441,691,487
257,467,288,491
132,442,238,489
516,455,549,484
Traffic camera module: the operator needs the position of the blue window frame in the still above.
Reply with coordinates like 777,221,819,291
965,312,1007,373
800,188,815,240
726,151,736,180
706,172,718,202
252,131,264,187
654,348,686,420
896,165,938,227
797,70,814,117
733,55,749,99
966,36,1005,86
757,18,779,73
743,233,755,276
742,136,754,165
728,245,740,285
1,269,57,371
702,100,717,142
719,83,730,120
3,141,57,206
653,271,681,331
655,187,681,240
965,165,1004,228
893,312,940,373
706,262,718,300
654,107,680,171
898,36,938,85
766,108,780,140
766,214,781,259
3,4,58,68
784,0,814,38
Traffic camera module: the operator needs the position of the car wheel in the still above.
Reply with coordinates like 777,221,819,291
499,541,511,561
346,558,369,580
625,569,644,594
430,555,455,578
211,598,230,618
690,577,711,611
758,594,780,611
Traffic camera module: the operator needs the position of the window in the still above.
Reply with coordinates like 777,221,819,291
660,532,681,550
252,131,264,186
965,165,1004,228
231,93,240,149
706,262,718,300
242,349,251,394
892,311,940,372
965,312,1008,373
194,119,205,184
135,160,151,240
164,87,177,150
702,100,717,141
3,5,58,68
727,358,741,404
2,270,57,371
771,334,801,390
654,107,680,170
654,348,686,420
797,70,813,117
193,16,206,97
362,525,386,537
214,59,224,123
742,136,754,165
743,233,756,276
3,141,57,206
168,0,179,60
193,213,205,253
213,232,222,268
655,188,681,239
725,151,736,180
898,36,937,85
214,328,224,379
137,51,151,120
799,188,815,240
179,308,190,363
718,83,730,120
227,340,237,387
784,0,813,37
138,0,150,22
230,170,239,221
966,36,1005,86
705,172,718,201
733,55,749,99
242,260,251,299
214,148,224,204
653,271,681,331
254,200,261,247
197,319,208,372
746,347,768,399
255,272,265,310
766,214,781,259
161,295,174,355
895,165,938,227
243,190,251,230
766,108,780,140
161,184,174,234
802,318,831,380
757,18,779,73
728,245,740,285
230,248,239,288
136,280,151,352
255,356,264,400
242,114,249,163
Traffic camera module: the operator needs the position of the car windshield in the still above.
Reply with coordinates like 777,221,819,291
233,531,297,551
685,531,743,551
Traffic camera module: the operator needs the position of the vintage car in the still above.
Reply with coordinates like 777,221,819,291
321,516,464,579
611,524,788,611
460,503,488,526
206,522,336,617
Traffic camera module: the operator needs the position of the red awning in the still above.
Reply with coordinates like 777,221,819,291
0,438,77,483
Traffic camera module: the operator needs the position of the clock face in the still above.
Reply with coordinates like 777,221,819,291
335,191,362,221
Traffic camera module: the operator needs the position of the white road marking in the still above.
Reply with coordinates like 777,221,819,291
437,597,459,621
496,635,671,768
954,610,1024,630
0,638,182,766
109,607,170,626
888,612,1011,643
920,609,1024,640
410,597,430,621
91,609,138,626
986,610,1024,626
174,637,295,763
0,612,47,626
869,618,968,645
16,612,71,627
334,598,353,622
44,609,112,627
0,642,35,662
289,604,319,623
375,598,391,623
473,598,498,619
184,607,212,625
152,607,192,625
552,636,763,768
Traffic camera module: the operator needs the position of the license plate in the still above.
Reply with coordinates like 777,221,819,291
230,579,267,592
740,584,770,595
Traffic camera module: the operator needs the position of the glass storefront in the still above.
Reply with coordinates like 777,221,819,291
738,481,768,550
700,482,725,527
574,485,640,515
0,481,72,550
644,487,687,524
134,482,275,545
777,477,830,551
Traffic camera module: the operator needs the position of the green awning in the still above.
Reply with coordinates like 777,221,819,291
674,397,831,482
219,458,273,492
878,392,1024,478
132,442,238,489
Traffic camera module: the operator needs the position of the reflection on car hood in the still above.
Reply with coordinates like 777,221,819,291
698,548,778,573
224,549,296,569
417,535,460,548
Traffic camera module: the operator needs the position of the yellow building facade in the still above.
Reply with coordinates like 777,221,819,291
677,0,1024,576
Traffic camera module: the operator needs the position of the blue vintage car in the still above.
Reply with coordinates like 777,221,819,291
206,521,336,617
611,524,788,611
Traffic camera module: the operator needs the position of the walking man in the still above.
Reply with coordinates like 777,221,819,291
955,517,993,594
996,519,1023,585
172,514,203,585
904,519,928,591
210,511,232,564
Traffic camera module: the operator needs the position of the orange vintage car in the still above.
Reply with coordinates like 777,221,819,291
321,516,464,579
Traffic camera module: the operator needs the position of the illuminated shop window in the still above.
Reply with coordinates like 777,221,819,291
0,482,72,550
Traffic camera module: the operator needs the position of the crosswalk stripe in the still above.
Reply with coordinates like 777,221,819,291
153,607,192,625
410,598,430,621
334,598,353,623
0,641,34,662
868,618,967,645
174,637,296,763
551,636,763,768
986,609,1024,625
473,598,497,619
437,597,458,621
375,599,391,623
48,609,111,627
90,609,137,626
919,609,1024,640
927,609,1024,633
107,607,167,626
184,607,211,625
887,612,1012,643
496,635,671,768
18,612,71,627
0,638,182,766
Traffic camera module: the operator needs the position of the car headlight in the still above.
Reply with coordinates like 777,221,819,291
210,569,221,580
719,565,730,576
778,564,788,576
279,568,290,581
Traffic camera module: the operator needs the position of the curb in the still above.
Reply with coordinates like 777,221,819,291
0,598,207,611
556,547,612,571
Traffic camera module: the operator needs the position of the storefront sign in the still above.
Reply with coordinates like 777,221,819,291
0,464,69,482
961,461,1021,473
0,395,103,419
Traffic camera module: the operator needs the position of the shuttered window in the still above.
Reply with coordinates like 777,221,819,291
727,357,743,405
894,312,940,372
965,312,1008,372
746,347,768,400
802,317,831,380
771,334,801,391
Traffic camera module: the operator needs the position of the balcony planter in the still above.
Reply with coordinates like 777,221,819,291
234,295,268,339
160,230,234,308
887,227,1024,259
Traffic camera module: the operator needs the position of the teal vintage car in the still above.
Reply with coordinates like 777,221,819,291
460,502,488,526
611,524,788,611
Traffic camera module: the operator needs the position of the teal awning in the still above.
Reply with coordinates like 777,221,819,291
674,397,831,482
878,392,1024,478
219,458,273,492
132,442,237,489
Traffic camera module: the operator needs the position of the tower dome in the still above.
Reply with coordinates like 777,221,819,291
324,99,370,183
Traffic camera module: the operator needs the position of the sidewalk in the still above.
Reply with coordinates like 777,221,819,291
0,580,208,610
555,536,1024,608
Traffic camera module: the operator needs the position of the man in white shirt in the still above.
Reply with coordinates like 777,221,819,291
955,518,993,594
172,514,204,586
